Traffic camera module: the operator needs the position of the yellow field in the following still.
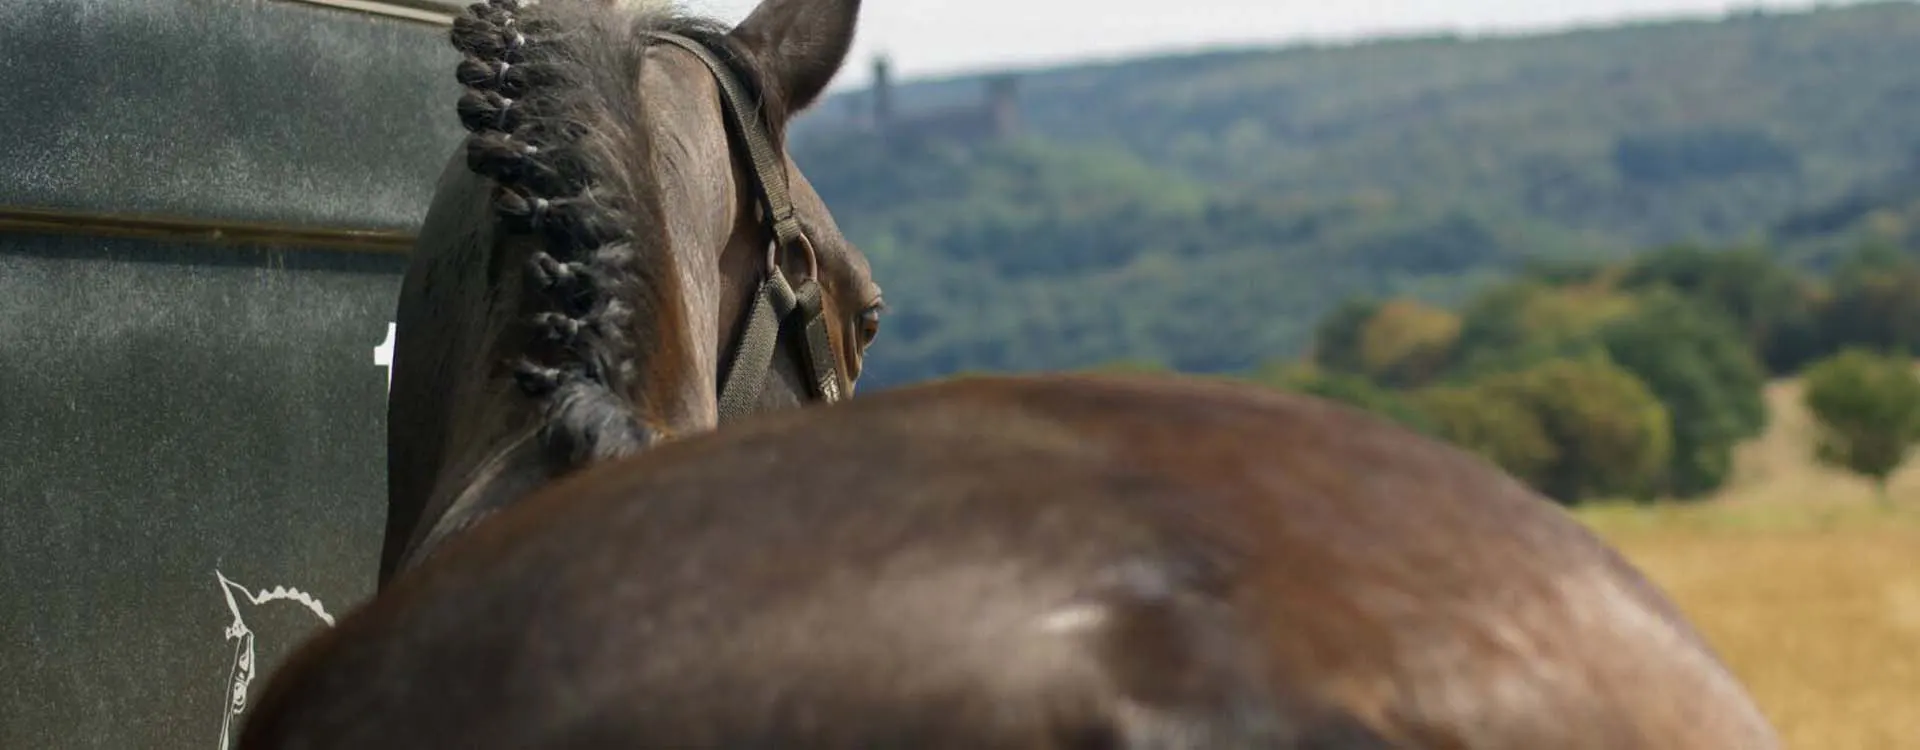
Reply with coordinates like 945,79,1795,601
1573,381,1920,749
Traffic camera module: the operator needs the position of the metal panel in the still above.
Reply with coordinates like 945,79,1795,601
0,235,405,749
0,0,464,231
0,1,464,747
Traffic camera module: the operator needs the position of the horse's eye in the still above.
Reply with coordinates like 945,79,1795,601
857,304,883,347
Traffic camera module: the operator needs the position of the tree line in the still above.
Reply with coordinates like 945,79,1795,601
1140,242,1920,505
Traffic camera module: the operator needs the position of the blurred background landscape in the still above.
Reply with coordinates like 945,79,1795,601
777,2,1920,746
790,1,1919,390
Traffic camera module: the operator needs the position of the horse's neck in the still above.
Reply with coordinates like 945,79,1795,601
398,426,551,573
385,159,552,580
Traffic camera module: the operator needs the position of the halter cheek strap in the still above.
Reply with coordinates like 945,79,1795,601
644,32,845,420
715,250,842,418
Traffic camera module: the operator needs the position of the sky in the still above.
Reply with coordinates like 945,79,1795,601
680,0,1860,90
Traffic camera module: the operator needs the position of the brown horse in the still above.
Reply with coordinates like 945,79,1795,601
377,0,884,586
242,373,1780,748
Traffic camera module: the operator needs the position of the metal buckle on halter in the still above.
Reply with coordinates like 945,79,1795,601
763,208,814,273
766,231,841,404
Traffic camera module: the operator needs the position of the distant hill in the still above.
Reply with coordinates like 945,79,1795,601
1773,149,1920,266
789,2,1920,389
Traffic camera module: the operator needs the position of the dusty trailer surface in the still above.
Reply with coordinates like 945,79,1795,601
0,1,464,747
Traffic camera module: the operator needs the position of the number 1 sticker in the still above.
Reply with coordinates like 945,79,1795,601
373,323,396,395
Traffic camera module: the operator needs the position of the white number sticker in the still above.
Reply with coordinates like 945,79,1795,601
373,323,396,395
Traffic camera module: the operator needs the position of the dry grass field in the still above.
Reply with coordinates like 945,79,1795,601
1574,380,1920,750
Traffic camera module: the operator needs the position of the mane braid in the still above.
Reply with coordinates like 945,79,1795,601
449,0,688,470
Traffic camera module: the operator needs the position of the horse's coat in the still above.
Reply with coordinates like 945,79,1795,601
243,374,1781,748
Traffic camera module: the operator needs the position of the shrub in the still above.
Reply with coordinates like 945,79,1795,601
1801,348,1920,497
1598,292,1769,497
1258,363,1435,435
1474,357,1673,503
1356,299,1462,388
1410,385,1558,484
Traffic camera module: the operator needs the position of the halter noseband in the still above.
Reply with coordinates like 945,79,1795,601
645,32,845,419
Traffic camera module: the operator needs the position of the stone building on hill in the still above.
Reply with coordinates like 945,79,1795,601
841,55,1022,149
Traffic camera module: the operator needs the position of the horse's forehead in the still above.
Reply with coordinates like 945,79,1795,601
637,47,736,192
640,47,716,124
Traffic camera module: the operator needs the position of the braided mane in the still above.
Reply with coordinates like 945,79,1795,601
448,0,731,471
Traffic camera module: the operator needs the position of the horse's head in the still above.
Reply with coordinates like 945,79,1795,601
635,0,885,416
383,0,880,581
456,0,882,438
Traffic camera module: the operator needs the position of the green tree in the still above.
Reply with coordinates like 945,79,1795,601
1309,297,1384,376
1082,358,1174,375
1410,385,1558,484
1598,292,1769,497
1257,362,1435,435
1801,348,1920,498
1818,248,1920,358
1475,357,1673,503
1356,299,1462,388
1617,244,1823,373
1447,280,1634,380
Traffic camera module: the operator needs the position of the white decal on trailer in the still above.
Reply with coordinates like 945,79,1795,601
213,571,336,750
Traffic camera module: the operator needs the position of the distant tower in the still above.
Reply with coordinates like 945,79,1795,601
985,74,1020,139
871,55,895,132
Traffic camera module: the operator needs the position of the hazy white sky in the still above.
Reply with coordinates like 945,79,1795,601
682,0,1853,89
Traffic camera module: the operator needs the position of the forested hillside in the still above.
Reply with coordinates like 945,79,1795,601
789,2,1920,388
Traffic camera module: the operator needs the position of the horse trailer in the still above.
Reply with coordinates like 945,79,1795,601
0,1,465,747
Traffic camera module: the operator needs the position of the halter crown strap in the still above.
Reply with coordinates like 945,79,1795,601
646,33,804,257
646,32,843,416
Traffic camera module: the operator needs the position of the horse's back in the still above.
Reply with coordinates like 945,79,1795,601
249,374,1778,749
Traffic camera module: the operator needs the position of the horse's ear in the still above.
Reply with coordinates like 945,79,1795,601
728,0,860,117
